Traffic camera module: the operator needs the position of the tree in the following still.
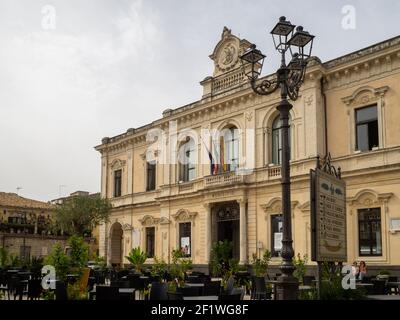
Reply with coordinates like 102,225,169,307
55,195,112,236
68,235,89,269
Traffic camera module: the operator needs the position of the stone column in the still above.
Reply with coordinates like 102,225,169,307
204,203,212,264
238,199,247,264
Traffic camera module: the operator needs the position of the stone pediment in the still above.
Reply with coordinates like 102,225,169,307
172,209,198,222
341,85,389,106
209,27,252,77
139,215,159,226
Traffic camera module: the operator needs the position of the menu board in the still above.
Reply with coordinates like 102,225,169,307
311,168,347,262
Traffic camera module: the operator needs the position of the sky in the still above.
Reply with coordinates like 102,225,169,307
0,0,399,201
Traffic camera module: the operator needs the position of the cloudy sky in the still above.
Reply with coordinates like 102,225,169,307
0,0,399,201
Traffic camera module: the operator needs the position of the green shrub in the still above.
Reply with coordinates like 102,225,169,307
170,249,192,286
68,235,89,269
125,247,147,272
44,243,70,281
293,253,308,283
67,282,88,300
0,247,9,267
210,240,232,277
151,256,168,279
251,250,271,277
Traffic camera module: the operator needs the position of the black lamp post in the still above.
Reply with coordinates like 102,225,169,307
240,16,314,300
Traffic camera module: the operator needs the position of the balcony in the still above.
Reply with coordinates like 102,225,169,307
211,68,246,95
267,166,281,179
204,171,245,188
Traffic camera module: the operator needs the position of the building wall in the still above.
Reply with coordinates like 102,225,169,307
96,31,400,271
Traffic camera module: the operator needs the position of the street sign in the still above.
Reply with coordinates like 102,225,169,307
311,164,347,262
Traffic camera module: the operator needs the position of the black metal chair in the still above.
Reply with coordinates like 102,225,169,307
204,280,221,296
361,276,372,283
302,276,315,286
178,286,202,297
149,282,168,300
251,276,269,300
55,281,68,300
187,275,202,283
167,291,183,300
96,285,119,301
111,280,130,288
219,292,242,300
225,276,235,294
371,279,387,295
27,279,43,300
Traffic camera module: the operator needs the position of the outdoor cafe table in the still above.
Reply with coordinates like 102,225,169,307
183,296,219,300
184,283,204,288
356,283,374,288
367,295,400,300
89,287,136,300
386,282,400,294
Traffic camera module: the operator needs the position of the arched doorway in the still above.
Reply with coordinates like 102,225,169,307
110,222,123,267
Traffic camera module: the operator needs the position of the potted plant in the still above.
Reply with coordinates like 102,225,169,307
125,247,147,273
377,269,391,280
169,249,192,287
293,253,308,284
251,250,272,299
210,240,232,277
150,256,168,282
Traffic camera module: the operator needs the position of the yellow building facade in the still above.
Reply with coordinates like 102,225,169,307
95,28,400,273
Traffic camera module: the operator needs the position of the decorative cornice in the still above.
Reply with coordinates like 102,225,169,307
348,189,393,206
324,36,400,69
139,215,160,226
261,197,298,215
159,217,171,225
341,85,389,106
110,159,126,170
172,209,198,222
298,201,310,213
122,223,133,231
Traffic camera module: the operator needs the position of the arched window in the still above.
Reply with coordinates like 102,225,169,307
222,126,239,172
271,115,291,165
179,138,196,182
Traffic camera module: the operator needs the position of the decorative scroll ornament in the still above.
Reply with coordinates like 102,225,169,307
317,153,341,179
213,203,240,222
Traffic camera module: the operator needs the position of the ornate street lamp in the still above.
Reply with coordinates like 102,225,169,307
240,16,314,300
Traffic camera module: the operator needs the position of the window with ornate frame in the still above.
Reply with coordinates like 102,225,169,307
358,208,382,256
146,161,156,191
145,226,155,258
179,138,196,182
271,214,283,257
342,85,389,154
271,115,291,165
113,169,122,197
355,105,379,152
178,222,191,257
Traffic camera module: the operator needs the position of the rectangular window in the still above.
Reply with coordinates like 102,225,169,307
271,214,283,257
179,222,191,257
355,105,379,151
113,169,122,197
146,161,156,191
145,227,155,258
358,208,382,256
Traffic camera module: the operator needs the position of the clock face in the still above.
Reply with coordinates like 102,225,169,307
217,43,238,71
